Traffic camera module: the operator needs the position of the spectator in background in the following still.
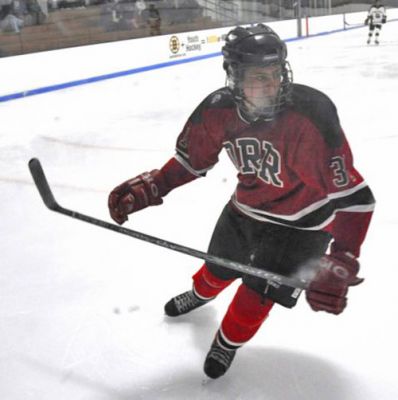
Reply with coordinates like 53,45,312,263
147,3,161,36
37,0,47,19
105,0,136,31
111,0,122,28
26,0,46,25
134,0,146,28
135,0,146,15
12,0,28,16
100,0,115,31
0,3,24,33
109,0,130,31
122,0,139,29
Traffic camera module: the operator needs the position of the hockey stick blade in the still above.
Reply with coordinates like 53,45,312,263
28,158,311,289
29,158,59,210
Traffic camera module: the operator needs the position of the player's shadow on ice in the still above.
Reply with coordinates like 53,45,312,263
19,305,355,400
157,305,354,400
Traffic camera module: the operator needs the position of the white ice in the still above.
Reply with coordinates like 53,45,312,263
1,22,398,400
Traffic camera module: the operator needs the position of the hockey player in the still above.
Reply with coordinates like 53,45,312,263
108,24,375,379
365,0,387,45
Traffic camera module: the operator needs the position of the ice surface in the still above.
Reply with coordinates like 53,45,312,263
1,22,398,399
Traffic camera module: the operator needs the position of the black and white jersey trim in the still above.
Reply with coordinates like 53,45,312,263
175,152,215,177
232,181,375,230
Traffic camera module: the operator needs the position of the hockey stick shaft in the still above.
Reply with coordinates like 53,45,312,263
28,158,310,289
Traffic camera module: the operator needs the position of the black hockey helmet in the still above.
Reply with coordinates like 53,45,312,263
222,24,292,121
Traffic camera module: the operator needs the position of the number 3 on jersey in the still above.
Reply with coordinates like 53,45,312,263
330,156,349,187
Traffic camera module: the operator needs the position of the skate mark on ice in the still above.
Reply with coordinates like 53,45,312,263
40,135,166,153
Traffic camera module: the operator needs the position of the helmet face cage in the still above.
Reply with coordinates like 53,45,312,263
226,61,292,122
222,24,293,122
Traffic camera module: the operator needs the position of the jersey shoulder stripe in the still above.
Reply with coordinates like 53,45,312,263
174,153,213,177
232,182,375,230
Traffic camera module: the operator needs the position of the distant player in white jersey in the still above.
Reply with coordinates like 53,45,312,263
365,0,387,45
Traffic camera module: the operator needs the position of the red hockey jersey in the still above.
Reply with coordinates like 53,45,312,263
160,84,375,257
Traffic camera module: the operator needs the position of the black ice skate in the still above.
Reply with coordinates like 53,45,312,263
164,289,213,317
204,333,237,379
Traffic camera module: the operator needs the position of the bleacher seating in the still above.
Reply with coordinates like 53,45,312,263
0,2,218,57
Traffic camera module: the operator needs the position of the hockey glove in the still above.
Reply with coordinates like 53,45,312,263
382,16,386,24
364,17,369,25
108,170,167,224
306,252,363,315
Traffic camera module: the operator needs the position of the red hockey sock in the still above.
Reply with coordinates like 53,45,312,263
220,284,274,347
192,264,235,300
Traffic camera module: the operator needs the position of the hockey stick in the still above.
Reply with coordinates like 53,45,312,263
28,158,311,289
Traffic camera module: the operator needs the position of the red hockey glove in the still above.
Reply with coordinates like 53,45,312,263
108,170,167,224
306,252,364,315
